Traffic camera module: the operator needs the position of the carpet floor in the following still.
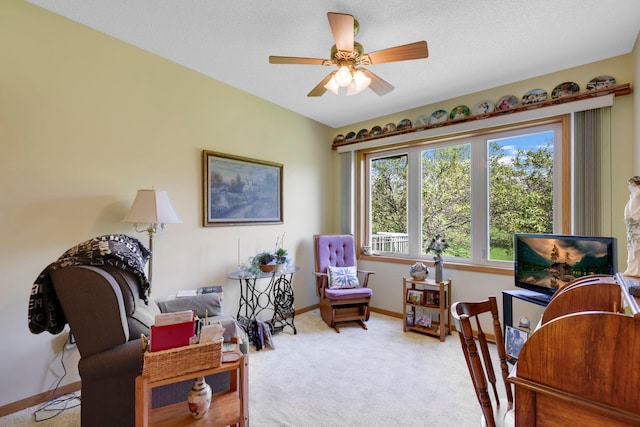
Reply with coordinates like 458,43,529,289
1,310,486,426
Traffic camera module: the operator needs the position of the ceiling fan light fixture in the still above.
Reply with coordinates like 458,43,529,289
334,65,353,87
323,76,340,95
346,80,369,96
270,12,429,98
352,69,371,91
345,81,360,96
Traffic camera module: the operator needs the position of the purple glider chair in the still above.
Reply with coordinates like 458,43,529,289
313,234,375,332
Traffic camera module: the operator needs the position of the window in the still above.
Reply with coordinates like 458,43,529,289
365,120,565,267
421,143,471,258
487,130,555,261
369,154,408,253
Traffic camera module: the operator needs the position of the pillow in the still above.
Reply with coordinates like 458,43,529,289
327,266,360,289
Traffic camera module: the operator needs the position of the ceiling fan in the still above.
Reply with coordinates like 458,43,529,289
269,12,429,97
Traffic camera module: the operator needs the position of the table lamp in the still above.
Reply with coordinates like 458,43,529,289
123,189,182,285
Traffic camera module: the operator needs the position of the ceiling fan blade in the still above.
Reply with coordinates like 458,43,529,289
269,56,330,65
307,72,336,97
362,69,394,96
327,12,354,52
365,41,428,64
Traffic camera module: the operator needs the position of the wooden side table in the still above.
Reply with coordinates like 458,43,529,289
135,353,248,427
403,277,452,341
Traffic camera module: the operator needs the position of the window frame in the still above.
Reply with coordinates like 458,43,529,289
357,116,571,271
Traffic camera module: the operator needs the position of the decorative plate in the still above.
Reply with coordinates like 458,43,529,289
472,100,494,115
551,82,579,99
429,109,448,124
356,128,369,139
383,122,397,133
333,134,345,144
496,95,518,110
397,119,412,130
449,105,470,120
345,131,356,141
586,75,616,91
370,125,383,136
413,115,428,128
522,89,548,105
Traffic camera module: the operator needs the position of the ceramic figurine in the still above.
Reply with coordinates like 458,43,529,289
410,262,428,280
624,176,640,276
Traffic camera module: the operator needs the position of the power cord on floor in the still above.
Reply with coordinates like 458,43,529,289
32,333,81,422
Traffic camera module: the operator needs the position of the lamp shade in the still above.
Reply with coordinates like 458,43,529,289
323,75,340,95
123,189,182,224
334,65,353,87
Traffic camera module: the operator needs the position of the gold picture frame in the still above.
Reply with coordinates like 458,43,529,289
203,150,283,226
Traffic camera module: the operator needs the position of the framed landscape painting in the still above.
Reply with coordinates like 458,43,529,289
203,150,283,226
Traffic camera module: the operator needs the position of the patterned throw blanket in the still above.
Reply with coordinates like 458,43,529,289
28,234,151,335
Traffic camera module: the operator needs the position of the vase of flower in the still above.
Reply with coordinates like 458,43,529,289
433,255,443,283
427,235,448,283
187,376,212,419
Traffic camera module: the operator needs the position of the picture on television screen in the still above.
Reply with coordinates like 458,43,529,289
514,234,617,294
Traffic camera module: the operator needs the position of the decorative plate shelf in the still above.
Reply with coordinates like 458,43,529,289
331,83,631,150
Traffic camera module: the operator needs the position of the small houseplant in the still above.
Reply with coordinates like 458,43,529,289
255,251,277,272
275,247,288,265
253,233,288,273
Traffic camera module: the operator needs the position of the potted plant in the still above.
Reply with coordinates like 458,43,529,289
275,247,288,265
253,233,289,273
255,251,277,272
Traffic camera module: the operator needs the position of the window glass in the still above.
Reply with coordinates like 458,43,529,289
421,144,471,257
488,131,554,261
369,154,408,254
363,120,561,266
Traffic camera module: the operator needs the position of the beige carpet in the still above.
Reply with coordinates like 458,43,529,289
1,310,484,426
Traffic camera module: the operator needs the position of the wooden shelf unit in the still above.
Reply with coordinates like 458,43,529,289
403,277,451,341
135,353,248,427
332,83,631,149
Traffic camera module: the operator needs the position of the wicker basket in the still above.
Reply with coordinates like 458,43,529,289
142,339,223,383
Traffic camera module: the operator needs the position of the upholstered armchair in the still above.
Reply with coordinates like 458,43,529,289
313,234,374,332
50,265,247,427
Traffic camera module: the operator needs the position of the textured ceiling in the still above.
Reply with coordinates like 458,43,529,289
27,0,640,128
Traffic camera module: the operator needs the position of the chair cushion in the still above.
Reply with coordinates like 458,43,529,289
103,266,159,337
156,293,223,318
328,266,360,289
325,287,372,300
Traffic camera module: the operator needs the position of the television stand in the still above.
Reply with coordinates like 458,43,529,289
502,289,551,332
527,293,552,304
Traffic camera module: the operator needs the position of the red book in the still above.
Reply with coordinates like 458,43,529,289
150,320,195,351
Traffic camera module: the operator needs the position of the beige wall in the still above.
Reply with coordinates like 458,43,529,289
0,1,334,406
1,0,637,408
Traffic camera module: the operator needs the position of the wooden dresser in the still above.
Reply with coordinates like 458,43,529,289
508,273,640,426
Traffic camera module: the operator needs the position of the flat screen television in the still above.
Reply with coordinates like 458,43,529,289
514,233,617,298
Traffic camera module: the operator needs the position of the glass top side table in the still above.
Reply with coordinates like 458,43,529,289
227,266,299,344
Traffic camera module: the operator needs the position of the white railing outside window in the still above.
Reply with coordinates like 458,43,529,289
371,232,408,253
